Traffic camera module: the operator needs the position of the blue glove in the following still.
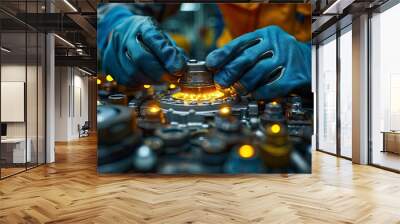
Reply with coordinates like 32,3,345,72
98,5,187,86
206,25,311,101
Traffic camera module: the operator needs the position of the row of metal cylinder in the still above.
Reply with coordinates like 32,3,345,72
97,96,310,173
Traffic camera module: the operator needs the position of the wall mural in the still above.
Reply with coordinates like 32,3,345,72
96,3,313,174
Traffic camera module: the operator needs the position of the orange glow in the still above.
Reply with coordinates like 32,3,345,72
271,101,278,105
106,75,114,82
270,124,281,134
238,145,255,159
169,83,177,89
219,106,231,115
148,106,160,113
172,90,225,102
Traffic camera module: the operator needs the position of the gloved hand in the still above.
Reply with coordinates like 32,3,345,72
98,5,187,86
206,25,311,101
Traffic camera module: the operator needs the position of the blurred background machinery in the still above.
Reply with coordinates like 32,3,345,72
97,60,313,174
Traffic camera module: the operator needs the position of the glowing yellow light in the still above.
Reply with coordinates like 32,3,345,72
271,101,278,105
238,145,255,159
106,75,114,82
172,90,225,102
97,78,101,85
144,84,151,89
219,106,231,115
148,106,160,113
169,83,176,89
270,124,281,134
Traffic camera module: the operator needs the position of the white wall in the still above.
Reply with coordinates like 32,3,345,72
77,72,89,138
1,65,42,138
54,67,89,141
55,66,69,141
1,65,26,138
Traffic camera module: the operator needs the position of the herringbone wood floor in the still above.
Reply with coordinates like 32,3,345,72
1,135,400,224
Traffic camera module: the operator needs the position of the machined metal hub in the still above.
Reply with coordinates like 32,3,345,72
158,59,237,123
179,59,214,89
159,94,236,113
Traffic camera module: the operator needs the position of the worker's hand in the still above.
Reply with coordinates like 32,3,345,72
98,5,187,86
206,25,311,101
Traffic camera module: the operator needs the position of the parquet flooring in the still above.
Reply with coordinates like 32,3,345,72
1,135,400,224
1,167,26,178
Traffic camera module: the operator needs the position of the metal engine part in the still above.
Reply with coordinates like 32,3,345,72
179,59,214,89
158,59,240,124
97,59,313,174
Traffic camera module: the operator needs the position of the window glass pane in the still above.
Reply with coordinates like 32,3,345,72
27,31,38,169
1,30,28,177
371,4,400,171
340,28,352,158
0,0,46,179
317,36,337,154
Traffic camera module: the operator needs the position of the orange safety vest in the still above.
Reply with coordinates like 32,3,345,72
217,3,311,47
